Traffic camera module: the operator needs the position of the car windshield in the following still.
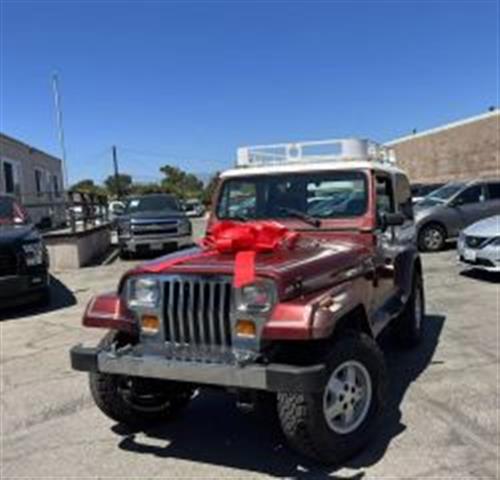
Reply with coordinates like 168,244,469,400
125,195,180,214
217,171,367,222
427,182,465,201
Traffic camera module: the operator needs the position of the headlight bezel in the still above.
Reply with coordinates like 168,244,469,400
22,241,44,266
127,276,161,309
235,279,277,314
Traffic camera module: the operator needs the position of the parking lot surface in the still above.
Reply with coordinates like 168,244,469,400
1,220,498,479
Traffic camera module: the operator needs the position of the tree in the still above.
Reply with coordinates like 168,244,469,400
69,179,106,195
159,165,203,200
104,174,132,198
129,182,164,195
202,172,220,206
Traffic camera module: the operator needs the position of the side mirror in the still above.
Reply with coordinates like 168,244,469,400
380,212,405,230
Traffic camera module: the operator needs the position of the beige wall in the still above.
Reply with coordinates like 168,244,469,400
0,133,65,225
387,111,499,184
0,133,63,200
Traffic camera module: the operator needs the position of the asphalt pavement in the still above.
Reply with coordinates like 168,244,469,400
0,218,498,479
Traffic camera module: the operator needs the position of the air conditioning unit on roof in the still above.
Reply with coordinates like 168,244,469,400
236,138,396,168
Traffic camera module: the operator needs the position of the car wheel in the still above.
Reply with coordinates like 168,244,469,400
277,332,387,464
119,248,130,260
89,332,194,425
394,273,425,348
418,223,446,252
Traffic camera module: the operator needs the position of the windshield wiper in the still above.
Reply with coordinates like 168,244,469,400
278,207,322,228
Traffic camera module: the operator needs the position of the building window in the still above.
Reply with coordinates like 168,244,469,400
3,161,15,194
53,175,61,198
35,169,43,196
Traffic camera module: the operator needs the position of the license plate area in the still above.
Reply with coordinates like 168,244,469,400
464,249,476,262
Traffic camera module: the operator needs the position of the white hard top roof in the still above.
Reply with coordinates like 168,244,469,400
222,137,405,178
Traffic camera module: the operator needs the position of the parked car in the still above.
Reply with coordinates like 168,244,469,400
108,200,125,226
183,198,205,217
117,194,192,258
457,215,500,272
0,195,50,307
415,179,500,251
71,138,424,464
410,183,444,203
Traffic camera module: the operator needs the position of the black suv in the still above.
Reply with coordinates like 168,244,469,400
0,196,50,308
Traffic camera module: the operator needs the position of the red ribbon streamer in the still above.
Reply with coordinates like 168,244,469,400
204,221,299,287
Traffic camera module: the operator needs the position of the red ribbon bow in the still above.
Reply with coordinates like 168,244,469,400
132,220,299,288
204,221,299,287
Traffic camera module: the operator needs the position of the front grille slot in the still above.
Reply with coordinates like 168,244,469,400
163,277,232,352
0,249,18,277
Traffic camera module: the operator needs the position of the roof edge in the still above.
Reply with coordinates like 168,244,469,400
0,132,62,164
385,109,500,146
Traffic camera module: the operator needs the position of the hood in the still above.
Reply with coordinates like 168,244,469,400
125,236,371,298
0,224,39,247
463,215,500,237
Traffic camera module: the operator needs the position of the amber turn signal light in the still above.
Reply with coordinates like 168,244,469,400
235,319,256,337
141,314,160,333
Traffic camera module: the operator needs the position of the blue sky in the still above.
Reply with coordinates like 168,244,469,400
1,0,498,186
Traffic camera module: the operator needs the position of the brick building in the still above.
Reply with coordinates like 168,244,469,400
386,109,499,184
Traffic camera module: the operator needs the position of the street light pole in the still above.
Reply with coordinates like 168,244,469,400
51,72,69,190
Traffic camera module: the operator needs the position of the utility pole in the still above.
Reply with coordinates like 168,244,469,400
51,72,69,190
112,145,121,199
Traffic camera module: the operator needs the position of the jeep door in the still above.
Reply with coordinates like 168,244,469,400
372,173,398,320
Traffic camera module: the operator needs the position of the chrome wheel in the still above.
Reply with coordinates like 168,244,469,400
422,227,444,251
323,360,373,434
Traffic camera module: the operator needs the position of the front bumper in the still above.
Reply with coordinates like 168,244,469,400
70,344,326,393
457,241,500,272
0,269,49,306
119,234,193,252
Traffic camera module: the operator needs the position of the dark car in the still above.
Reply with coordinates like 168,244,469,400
0,195,50,308
117,194,192,259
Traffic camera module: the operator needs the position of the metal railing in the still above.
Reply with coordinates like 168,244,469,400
17,190,109,233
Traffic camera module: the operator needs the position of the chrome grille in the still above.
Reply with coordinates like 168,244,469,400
162,277,233,354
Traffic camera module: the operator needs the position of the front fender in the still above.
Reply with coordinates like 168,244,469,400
262,274,373,341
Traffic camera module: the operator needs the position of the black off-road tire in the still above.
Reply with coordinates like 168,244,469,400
277,332,387,464
118,248,130,260
418,223,446,252
394,273,425,348
89,331,194,425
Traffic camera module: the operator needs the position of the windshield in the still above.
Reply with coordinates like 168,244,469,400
125,195,180,214
427,182,465,201
217,172,367,221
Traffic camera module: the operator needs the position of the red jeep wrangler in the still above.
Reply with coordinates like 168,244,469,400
71,138,424,464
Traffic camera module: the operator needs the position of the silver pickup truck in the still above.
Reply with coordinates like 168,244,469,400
117,194,192,258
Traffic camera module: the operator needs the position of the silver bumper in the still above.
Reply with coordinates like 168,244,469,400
119,234,193,251
70,345,326,393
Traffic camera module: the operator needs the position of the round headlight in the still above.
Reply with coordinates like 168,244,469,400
129,277,160,308
236,281,275,313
